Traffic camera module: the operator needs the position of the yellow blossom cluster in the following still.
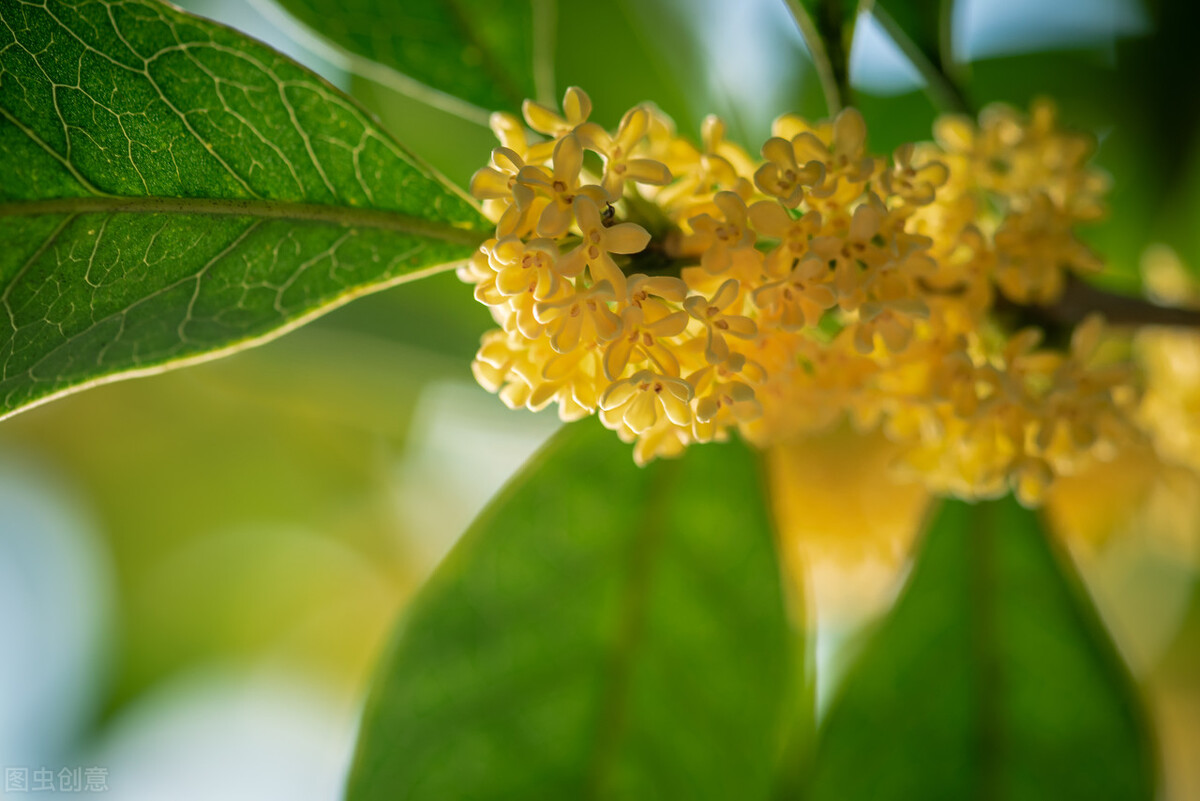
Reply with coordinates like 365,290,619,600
1136,245,1200,473
460,87,1139,506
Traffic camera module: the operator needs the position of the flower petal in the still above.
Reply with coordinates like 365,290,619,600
833,108,867,154
563,86,592,124
604,222,651,254
553,133,584,182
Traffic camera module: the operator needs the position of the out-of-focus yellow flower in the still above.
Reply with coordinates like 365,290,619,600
1135,245,1200,475
768,427,930,621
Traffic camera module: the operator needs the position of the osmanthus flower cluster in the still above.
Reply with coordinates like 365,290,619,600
460,87,1141,506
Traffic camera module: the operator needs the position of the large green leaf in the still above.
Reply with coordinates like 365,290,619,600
347,419,795,801
0,0,489,420
265,0,545,119
807,497,1157,801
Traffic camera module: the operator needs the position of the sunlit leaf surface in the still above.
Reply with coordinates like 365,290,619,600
347,419,794,801
808,497,1157,801
0,0,488,420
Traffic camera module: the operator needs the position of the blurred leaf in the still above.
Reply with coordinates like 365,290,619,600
0,321,455,715
808,497,1157,801
854,90,939,154
0,0,488,421
555,0,699,134
555,0,823,146
347,418,795,801
266,0,543,118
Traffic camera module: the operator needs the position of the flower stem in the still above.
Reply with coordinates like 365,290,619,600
871,3,971,115
784,0,846,114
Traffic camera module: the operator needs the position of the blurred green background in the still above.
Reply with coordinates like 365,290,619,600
2,0,1199,798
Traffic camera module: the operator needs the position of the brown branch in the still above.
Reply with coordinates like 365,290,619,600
1006,274,1200,330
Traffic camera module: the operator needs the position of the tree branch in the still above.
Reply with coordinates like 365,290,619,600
871,3,970,114
1005,274,1200,331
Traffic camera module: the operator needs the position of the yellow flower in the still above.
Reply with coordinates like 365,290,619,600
462,90,1151,511
470,147,540,238
603,302,690,380
527,344,606,421
788,108,878,204
682,191,758,275
882,143,950,206
518,134,604,238
534,280,622,353
577,105,672,199
522,86,593,161
748,202,823,277
808,200,890,311
557,195,650,298
752,258,837,330
688,351,764,436
683,278,757,363
993,191,1102,304
755,136,824,207
599,370,694,434
487,236,562,298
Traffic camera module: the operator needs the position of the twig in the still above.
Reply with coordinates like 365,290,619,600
1006,274,1200,330
871,3,970,115
783,0,844,113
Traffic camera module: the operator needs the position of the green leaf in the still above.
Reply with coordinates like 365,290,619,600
266,0,546,119
807,497,1157,801
0,0,489,421
347,419,795,801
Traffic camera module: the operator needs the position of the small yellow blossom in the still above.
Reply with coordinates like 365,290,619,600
522,86,593,161
752,258,837,331
599,370,694,434
681,191,759,275
683,278,757,363
518,134,600,238
487,236,562,298
534,280,622,353
882,143,950,206
603,302,690,380
755,136,824,207
577,105,672,199
557,195,650,298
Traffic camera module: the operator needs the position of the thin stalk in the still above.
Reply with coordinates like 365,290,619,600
783,0,844,114
871,3,970,114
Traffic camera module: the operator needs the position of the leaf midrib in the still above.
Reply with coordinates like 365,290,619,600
0,196,490,247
